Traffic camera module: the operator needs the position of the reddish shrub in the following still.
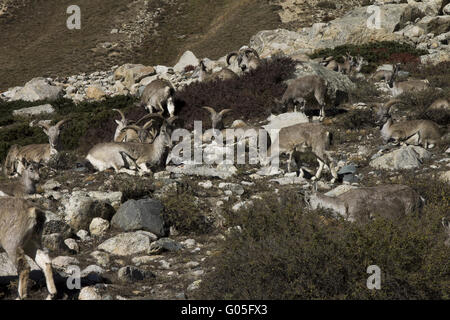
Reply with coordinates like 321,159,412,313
174,55,296,130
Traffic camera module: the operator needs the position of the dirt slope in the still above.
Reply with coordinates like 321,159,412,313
0,0,281,91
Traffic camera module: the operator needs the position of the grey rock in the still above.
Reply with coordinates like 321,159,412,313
117,266,155,283
369,145,432,170
9,78,63,102
111,198,167,237
42,233,67,252
173,51,199,73
12,104,55,117
62,191,115,231
148,238,183,254
338,164,357,175
97,231,155,256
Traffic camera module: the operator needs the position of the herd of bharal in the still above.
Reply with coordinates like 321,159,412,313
0,44,449,299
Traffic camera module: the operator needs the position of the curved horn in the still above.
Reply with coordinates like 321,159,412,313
166,116,181,126
226,52,239,65
243,48,259,59
55,119,70,129
135,113,158,125
385,99,405,109
37,121,51,131
121,125,141,133
143,120,156,130
202,106,217,116
113,109,126,122
218,108,232,116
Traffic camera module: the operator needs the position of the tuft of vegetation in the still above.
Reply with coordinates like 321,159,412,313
194,187,450,299
0,95,138,163
395,88,450,126
161,186,213,235
310,41,428,73
174,55,297,130
403,61,450,89
317,1,337,9
111,176,154,202
334,109,376,130
348,79,383,103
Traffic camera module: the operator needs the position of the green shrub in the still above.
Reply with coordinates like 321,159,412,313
317,1,337,9
112,176,154,202
161,187,213,235
195,188,450,299
310,42,428,73
395,88,450,126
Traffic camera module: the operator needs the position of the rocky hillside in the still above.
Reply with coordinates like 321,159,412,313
0,0,449,300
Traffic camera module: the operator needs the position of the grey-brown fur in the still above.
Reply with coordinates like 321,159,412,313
306,184,423,222
86,117,177,175
375,100,442,148
140,79,176,116
428,98,449,111
276,75,327,119
388,64,430,97
0,162,39,197
3,120,69,176
0,197,57,299
264,122,337,182
202,106,232,130
226,47,260,73
197,59,238,82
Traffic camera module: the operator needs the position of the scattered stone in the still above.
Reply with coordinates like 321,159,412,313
369,146,432,170
78,286,102,300
187,280,202,291
118,266,154,283
9,77,63,102
12,104,55,117
89,218,110,237
148,238,183,254
64,238,79,253
77,230,91,242
98,231,155,256
42,233,66,252
86,86,106,100
173,51,199,73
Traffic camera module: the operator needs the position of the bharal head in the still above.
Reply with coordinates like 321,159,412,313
374,99,402,126
202,106,232,130
113,109,129,133
38,119,70,149
22,160,40,182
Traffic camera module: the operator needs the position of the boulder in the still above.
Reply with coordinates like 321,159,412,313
9,78,63,102
97,231,155,256
123,65,156,89
78,286,102,300
12,104,55,117
114,63,143,80
444,3,450,15
62,191,115,231
289,62,356,105
173,51,199,73
117,266,155,283
86,86,106,100
369,145,432,170
111,198,167,237
249,5,420,57
416,15,450,35
89,218,110,237
420,48,450,64
148,238,183,254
